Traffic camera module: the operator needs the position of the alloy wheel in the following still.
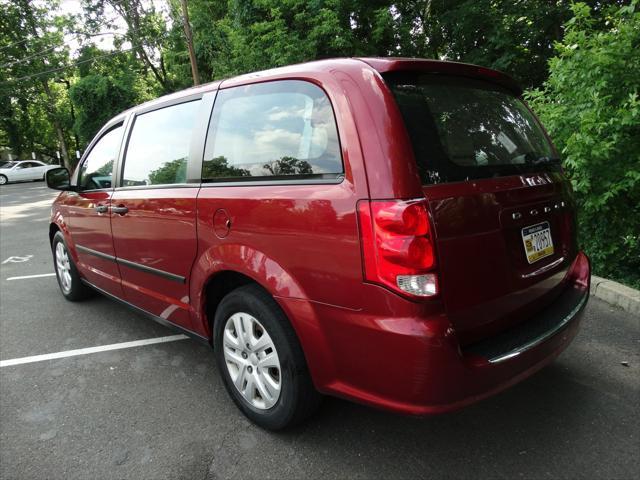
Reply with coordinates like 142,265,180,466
223,312,282,410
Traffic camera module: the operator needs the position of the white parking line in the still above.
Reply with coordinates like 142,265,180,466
6,273,56,281
0,335,189,367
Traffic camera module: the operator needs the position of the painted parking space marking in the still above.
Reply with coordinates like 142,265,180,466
0,334,188,367
6,273,56,281
2,255,34,264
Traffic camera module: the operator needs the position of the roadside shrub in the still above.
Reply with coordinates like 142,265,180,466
526,1,640,288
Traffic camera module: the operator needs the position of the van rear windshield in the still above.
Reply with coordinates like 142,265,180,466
384,73,559,184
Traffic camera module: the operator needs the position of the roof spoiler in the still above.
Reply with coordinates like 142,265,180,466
357,57,523,96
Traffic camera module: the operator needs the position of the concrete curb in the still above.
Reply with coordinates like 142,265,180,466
591,275,640,316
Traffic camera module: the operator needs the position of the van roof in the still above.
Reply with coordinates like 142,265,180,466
118,57,521,121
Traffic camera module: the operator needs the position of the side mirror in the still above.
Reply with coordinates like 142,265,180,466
46,167,75,191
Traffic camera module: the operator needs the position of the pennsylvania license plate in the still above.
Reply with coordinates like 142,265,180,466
522,221,554,264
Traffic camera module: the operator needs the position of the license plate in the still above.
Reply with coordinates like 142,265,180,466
522,222,554,264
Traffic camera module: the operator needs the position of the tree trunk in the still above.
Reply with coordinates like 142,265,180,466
41,79,71,169
111,0,170,91
180,0,200,85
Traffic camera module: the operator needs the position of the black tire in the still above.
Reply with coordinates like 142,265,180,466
51,231,94,301
214,284,322,430
0,175,7,185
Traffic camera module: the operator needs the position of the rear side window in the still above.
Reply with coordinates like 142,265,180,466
385,73,558,184
78,125,123,190
202,80,342,181
122,100,200,186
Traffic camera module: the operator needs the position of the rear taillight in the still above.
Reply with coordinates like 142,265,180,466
357,199,438,298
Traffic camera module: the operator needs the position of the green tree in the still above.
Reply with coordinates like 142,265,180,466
192,0,358,79
527,1,640,287
184,0,624,87
0,0,76,166
370,0,626,88
69,73,138,145
264,157,313,176
202,156,250,179
148,158,187,184
82,0,197,93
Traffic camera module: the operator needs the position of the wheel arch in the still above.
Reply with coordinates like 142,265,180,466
49,209,79,263
49,222,61,245
199,268,330,393
202,270,257,340
187,243,338,391
190,242,309,337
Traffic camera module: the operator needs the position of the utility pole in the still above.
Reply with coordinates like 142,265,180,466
180,0,200,86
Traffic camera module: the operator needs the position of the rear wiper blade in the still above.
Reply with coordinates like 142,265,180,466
525,156,561,165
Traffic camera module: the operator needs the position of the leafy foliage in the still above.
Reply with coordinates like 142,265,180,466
69,73,138,144
148,158,188,185
202,156,250,179
527,1,640,287
0,0,76,166
264,157,313,176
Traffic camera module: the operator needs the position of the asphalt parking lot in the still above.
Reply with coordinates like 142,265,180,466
0,181,638,480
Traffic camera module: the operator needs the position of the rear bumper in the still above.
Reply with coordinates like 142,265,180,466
278,251,590,415
463,276,588,364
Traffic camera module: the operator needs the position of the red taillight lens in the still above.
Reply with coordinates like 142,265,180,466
357,199,438,298
374,202,429,236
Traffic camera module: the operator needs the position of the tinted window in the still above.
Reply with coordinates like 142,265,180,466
203,81,342,181
385,73,558,184
122,100,200,187
78,125,123,190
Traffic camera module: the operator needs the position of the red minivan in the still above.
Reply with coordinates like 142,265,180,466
46,58,590,429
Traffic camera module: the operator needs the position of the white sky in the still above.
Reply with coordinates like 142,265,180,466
55,0,172,57
57,0,130,54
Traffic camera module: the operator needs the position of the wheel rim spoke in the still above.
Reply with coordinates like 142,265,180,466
55,243,72,293
223,328,240,349
225,349,246,368
243,371,256,398
233,363,247,390
232,314,246,345
254,372,274,403
223,312,281,410
262,370,281,393
241,315,253,345
258,352,279,369
251,333,271,353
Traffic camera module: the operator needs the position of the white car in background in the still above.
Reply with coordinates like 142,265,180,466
0,160,61,185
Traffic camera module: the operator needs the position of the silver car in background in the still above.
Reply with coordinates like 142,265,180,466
0,161,61,185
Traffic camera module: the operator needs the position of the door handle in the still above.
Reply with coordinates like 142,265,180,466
112,205,129,215
95,205,108,214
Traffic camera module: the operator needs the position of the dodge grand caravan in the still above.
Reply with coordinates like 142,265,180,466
46,58,590,430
